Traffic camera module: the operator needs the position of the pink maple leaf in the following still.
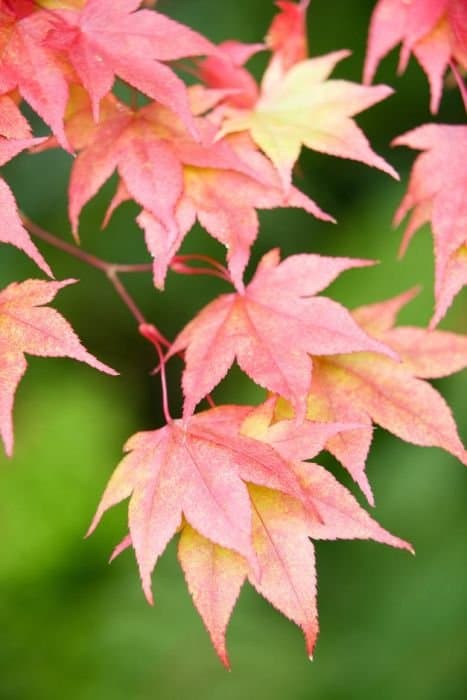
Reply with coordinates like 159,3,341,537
62,93,331,288
87,404,318,604
296,289,467,504
0,8,70,147
0,95,50,274
43,0,216,136
170,250,395,420
393,123,467,325
220,49,398,191
364,0,467,112
91,401,411,666
0,279,116,456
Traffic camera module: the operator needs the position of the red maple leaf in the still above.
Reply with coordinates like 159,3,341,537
266,0,310,71
170,250,395,420
43,0,216,135
0,279,116,456
393,123,467,325
196,40,263,110
364,0,467,112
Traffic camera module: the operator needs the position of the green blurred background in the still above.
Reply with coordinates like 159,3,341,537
1,1,466,698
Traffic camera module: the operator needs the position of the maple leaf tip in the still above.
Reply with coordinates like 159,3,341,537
218,649,231,670
143,583,154,606
56,278,79,289
84,518,98,539
108,546,122,564
306,635,317,660
360,478,375,508
402,539,415,556
3,441,13,459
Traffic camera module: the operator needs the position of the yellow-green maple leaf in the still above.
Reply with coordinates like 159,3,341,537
220,50,398,190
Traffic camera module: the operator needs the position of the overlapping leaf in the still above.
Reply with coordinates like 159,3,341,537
289,289,467,503
42,0,216,135
87,404,320,603
0,6,70,147
61,92,330,288
65,93,255,234
135,132,333,289
0,95,50,274
170,250,395,420
265,0,310,71
92,401,411,666
393,124,467,325
0,279,116,456
196,40,263,109
220,48,398,190
179,469,411,667
364,0,467,112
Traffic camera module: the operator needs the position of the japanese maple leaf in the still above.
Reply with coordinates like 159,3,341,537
364,0,467,112
393,124,467,326
94,402,410,667
64,96,253,233
135,132,333,289
239,395,365,464
0,96,50,275
288,289,467,504
0,8,70,148
43,0,216,135
87,405,321,605
219,49,398,190
0,180,52,276
0,279,116,456
62,92,331,289
177,405,411,666
169,249,395,421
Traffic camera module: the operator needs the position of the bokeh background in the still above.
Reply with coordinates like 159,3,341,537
1,1,466,699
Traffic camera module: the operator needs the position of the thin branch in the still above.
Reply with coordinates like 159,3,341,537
22,214,154,275
23,213,182,411
112,263,154,274
22,212,172,342
139,324,173,423
22,214,110,273
106,268,147,326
